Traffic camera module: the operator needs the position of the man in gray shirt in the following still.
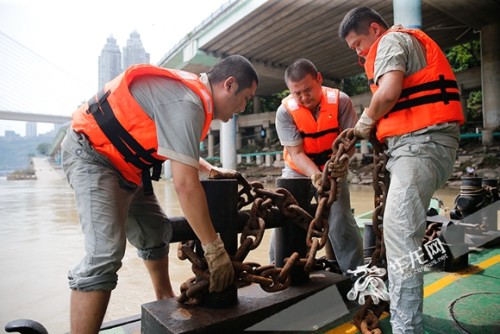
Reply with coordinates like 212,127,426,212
271,58,364,276
340,7,463,333
62,55,258,333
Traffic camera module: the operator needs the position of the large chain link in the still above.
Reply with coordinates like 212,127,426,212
177,129,384,320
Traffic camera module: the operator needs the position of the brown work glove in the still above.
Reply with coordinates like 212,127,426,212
353,108,376,139
208,167,241,179
311,172,323,191
330,161,349,179
202,234,235,292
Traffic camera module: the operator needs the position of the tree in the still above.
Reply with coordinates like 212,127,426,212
445,39,481,72
36,143,52,155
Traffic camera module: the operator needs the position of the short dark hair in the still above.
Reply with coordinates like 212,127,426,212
338,7,389,40
207,55,259,93
284,58,318,83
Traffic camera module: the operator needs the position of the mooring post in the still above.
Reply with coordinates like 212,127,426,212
273,177,313,284
200,179,239,307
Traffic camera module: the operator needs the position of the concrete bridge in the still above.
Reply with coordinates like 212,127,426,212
0,110,71,124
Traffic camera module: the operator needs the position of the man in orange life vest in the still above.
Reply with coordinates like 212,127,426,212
271,58,364,275
61,55,258,333
339,8,464,333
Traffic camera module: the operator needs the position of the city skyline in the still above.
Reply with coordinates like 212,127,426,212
1,29,151,137
0,0,229,137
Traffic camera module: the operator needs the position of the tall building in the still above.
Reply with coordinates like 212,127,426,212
98,36,122,90
26,122,37,137
122,31,150,69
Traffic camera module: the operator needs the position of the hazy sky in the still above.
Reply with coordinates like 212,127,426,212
0,0,229,136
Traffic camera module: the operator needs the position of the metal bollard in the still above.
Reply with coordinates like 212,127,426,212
440,220,469,271
200,179,239,308
273,177,314,285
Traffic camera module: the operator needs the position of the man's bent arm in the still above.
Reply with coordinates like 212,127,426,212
171,160,217,244
366,70,404,120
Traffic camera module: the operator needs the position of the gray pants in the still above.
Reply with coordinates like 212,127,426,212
61,129,172,291
270,168,364,275
384,128,458,334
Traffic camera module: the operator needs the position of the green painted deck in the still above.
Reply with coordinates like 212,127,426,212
323,246,500,334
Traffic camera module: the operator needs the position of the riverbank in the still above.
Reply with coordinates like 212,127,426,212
239,141,500,188
18,140,500,187
31,156,65,180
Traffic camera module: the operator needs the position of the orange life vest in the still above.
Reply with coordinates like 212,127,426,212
72,64,213,188
282,87,340,173
364,28,464,141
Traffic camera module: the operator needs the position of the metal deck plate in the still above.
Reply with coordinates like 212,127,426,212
141,271,351,333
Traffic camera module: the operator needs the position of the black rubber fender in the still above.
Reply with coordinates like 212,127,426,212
5,319,48,334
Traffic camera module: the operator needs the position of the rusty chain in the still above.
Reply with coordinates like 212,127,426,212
177,129,361,305
353,134,390,334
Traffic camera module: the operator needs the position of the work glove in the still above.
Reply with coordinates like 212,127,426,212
311,172,323,191
208,167,241,179
330,161,349,179
202,234,235,292
353,108,376,139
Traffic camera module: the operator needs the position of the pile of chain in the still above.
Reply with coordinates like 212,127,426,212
352,135,390,334
177,129,359,305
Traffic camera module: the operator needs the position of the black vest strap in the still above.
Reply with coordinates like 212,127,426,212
300,127,339,139
306,148,333,168
86,89,163,195
398,75,458,99
390,75,460,113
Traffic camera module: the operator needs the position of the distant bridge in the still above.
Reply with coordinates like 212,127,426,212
0,110,71,124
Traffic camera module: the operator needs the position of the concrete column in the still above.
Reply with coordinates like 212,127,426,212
208,131,214,158
273,153,282,167
236,128,242,151
393,0,422,29
256,155,263,166
360,140,370,155
460,87,469,122
481,23,500,145
220,117,237,169
265,154,272,167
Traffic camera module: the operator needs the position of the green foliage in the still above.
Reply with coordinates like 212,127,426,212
338,73,370,97
467,90,483,122
243,90,289,114
445,40,481,72
262,90,289,112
